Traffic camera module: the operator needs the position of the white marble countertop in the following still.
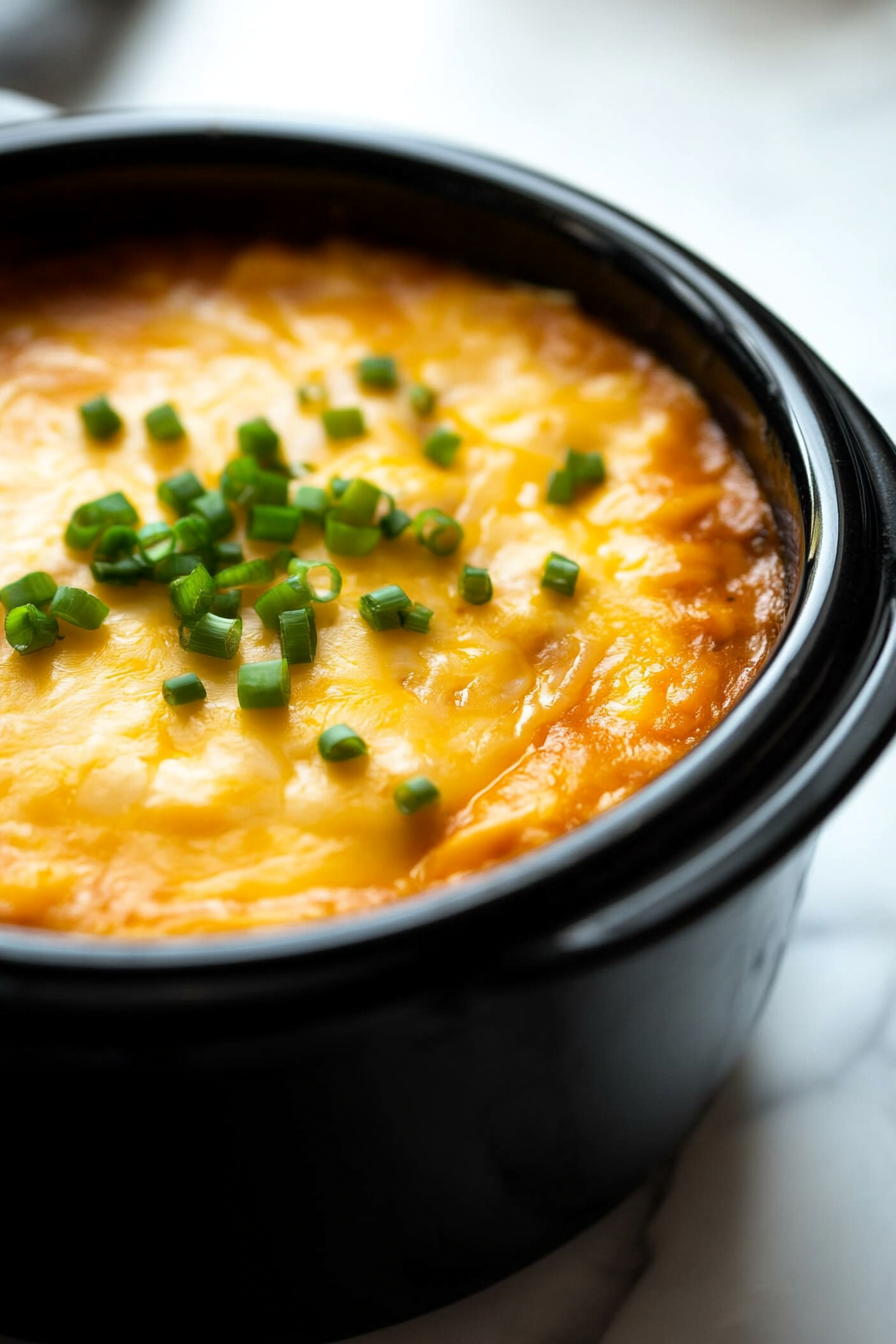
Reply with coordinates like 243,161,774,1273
1,1,895,1339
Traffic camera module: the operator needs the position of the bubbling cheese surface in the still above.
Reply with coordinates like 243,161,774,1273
0,242,785,936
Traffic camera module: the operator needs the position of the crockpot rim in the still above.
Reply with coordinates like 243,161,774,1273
0,109,891,975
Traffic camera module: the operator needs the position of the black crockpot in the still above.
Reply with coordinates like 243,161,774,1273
0,114,895,1344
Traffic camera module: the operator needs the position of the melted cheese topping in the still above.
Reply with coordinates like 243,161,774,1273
0,242,785,937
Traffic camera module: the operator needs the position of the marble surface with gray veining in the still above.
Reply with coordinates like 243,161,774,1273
1,1,895,1338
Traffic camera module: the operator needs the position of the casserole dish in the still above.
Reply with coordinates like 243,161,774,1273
0,113,895,1344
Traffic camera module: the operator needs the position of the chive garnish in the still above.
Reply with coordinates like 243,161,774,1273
546,469,575,505
338,478,381,526
359,584,412,631
237,417,281,465
330,477,351,499
145,403,185,442
279,606,317,664
91,557,147,586
137,521,175,564
298,383,326,409
65,492,139,549
322,407,366,440
247,504,301,544
220,456,261,503
162,673,206,706
358,355,398,391
287,559,342,603
254,576,313,630
394,775,440,815
271,547,297,573
94,525,138,561
0,571,57,611
49,586,110,630
380,507,411,539
153,553,204,583
413,508,463,556
210,589,242,619
238,657,291,709
158,470,205,516
409,383,436,417
324,516,381,556
179,612,242,659
189,490,234,541
541,552,580,596
459,564,493,605
567,449,606,486
5,604,59,654
213,540,244,571
295,484,329,526
79,394,123,442
173,514,214,552
249,470,290,507
423,427,462,468
399,602,433,634
318,724,368,762
214,559,275,589
169,563,216,621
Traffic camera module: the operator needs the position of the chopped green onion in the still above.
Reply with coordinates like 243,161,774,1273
137,521,175,564
173,514,214,552
238,416,281,465
0,571,57,611
213,540,244,571
358,355,398,391
279,606,317,664
423,427,462,468
295,484,329,526
409,384,436,417
94,525,138,561
399,602,433,634
322,407,366,440
237,657,291,709
287,558,342,603
359,584,411,631
324,516,381,556
162,672,206,706
413,508,464,556
330,476,351,499
210,589,242,619
254,575,313,630
249,470,290,507
5,603,59,654
189,490,234,541
394,775,440,815
220,456,261,503
298,383,326,409
158,470,205,516
271,547,297,573
318,723,367,762
214,558,275,589
459,564,493,605
566,449,606,486
153,553,204,583
80,394,123,442
179,612,242,659
49,586,109,630
170,562,216,620
541,551,580,596
546,468,575,505
145,402,185,442
247,504,301,543
338,478,381,526
380,507,411,540
91,557,148,586
65,492,139,549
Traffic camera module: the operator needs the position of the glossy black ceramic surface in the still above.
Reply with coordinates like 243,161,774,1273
0,115,895,1344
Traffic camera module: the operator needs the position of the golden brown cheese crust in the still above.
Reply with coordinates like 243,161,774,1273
0,242,786,936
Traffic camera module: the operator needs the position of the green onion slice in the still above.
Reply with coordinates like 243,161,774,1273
179,612,242,659
210,589,242,619
358,355,398,391
80,394,123,442
247,504,301,544
237,657,291,709
295,484,329,526
0,571,57,611
65,492,139,549
380,507,411,540
329,476,351,499
338,478,381,526
189,490,234,541
173,514,214,553
162,673,206,706
318,723,368,762
214,558,275,589
322,407,366,440
137,521,175,564
94,525,138,561
170,562,216,620
359,584,412,631
237,416,281,465
459,564,493,605
287,559,342,603
158,470,205,516
153,553,204,583
279,606,318,664
541,551,580,596
409,383,436,417
49,586,110,630
145,402,185,441
254,575,313,630
413,508,464,556
4,603,59,654
271,547,297,573
423,427,462,468
91,557,148,586
324,516,381,556
220,456,261,503
394,775,440,815
213,540,244,571
546,468,575,505
566,449,606,486
399,602,434,634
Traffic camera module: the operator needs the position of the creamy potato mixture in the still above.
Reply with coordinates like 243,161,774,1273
0,242,785,935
